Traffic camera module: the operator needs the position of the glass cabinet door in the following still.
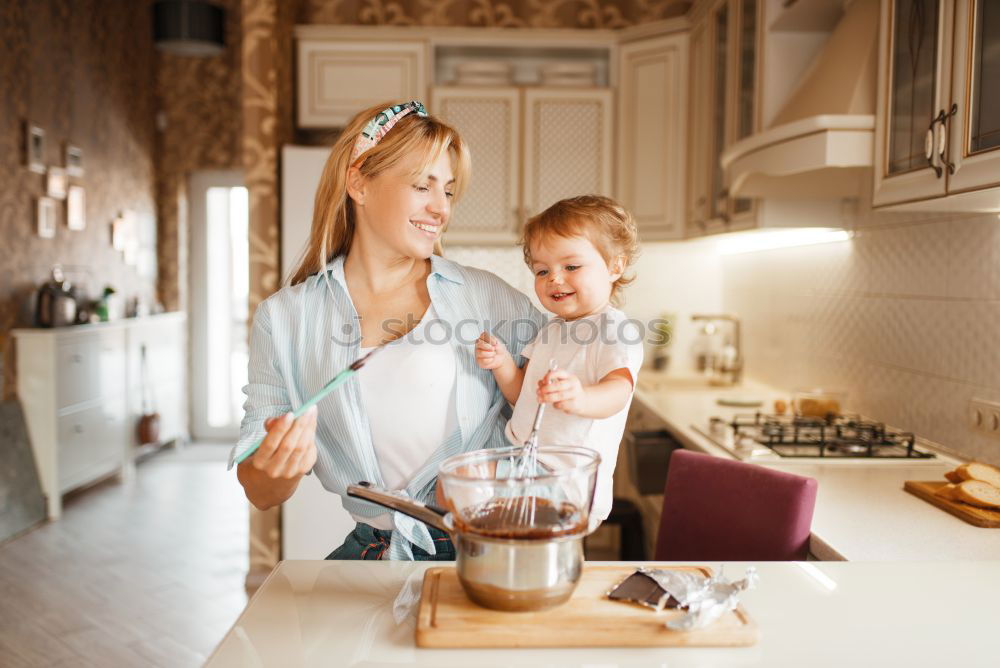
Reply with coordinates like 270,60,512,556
737,0,757,141
873,0,952,207
969,0,1000,154
710,3,729,221
948,0,1000,194
887,0,940,175
733,0,756,216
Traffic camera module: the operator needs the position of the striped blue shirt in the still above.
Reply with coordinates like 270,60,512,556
234,254,545,559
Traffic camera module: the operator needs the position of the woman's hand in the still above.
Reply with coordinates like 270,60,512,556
475,331,511,370
250,406,319,479
537,369,588,416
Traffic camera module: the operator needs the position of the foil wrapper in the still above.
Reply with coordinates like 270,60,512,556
607,566,758,630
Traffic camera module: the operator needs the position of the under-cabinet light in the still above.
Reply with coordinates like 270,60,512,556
716,228,852,255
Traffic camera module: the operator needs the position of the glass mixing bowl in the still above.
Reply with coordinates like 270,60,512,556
437,445,600,540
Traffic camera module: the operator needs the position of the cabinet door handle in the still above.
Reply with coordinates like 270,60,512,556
937,103,958,176
73,424,84,434
71,353,83,363
925,113,943,178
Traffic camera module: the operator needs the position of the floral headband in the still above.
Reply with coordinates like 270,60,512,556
350,100,428,164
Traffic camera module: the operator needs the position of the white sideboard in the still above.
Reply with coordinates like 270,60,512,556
13,312,188,519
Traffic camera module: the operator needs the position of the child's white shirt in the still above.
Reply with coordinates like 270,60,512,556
504,305,644,527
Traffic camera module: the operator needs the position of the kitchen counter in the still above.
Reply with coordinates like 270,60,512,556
633,374,1000,561
206,560,1000,667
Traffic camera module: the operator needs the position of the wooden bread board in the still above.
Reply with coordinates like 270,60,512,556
416,564,758,648
904,480,1000,528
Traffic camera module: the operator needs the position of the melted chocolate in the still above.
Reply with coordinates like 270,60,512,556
455,497,586,539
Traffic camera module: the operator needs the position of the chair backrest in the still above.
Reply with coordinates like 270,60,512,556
654,450,818,561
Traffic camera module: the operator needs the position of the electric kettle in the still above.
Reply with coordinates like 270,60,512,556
35,266,78,328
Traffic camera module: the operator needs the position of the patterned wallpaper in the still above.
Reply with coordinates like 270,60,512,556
0,0,158,398
156,0,244,312
298,0,689,27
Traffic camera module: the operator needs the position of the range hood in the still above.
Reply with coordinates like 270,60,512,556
721,0,879,199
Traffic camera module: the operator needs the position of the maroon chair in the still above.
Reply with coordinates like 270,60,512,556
654,450,818,561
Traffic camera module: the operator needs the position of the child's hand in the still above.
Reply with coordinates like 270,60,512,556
475,331,511,370
538,369,587,415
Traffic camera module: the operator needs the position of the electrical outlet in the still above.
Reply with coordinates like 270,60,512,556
969,398,1000,437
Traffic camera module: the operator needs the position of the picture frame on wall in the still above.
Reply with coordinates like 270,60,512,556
47,167,68,200
111,215,126,250
26,124,46,174
37,197,57,239
66,145,84,178
67,185,86,230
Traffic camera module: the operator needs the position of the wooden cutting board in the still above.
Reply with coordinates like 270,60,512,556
904,481,1000,528
415,564,758,648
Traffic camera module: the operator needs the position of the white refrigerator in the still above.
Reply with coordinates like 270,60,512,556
280,145,357,559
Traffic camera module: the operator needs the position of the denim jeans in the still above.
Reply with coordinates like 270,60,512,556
325,522,456,560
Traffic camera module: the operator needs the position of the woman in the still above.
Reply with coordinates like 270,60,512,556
233,101,544,560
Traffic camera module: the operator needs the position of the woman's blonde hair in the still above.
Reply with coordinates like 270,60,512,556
289,101,471,285
520,195,640,306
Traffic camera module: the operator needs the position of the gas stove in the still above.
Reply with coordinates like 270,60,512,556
693,412,940,464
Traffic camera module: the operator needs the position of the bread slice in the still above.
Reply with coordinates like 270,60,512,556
953,480,1000,510
954,462,1000,489
934,483,958,500
944,470,963,484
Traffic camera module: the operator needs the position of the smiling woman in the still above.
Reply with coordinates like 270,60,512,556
232,101,545,561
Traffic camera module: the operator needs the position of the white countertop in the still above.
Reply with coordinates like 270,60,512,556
11,310,185,338
206,560,1000,667
633,374,1000,561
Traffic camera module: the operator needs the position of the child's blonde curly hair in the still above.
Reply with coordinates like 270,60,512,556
520,195,639,307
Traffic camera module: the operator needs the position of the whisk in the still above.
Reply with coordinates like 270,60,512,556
503,359,558,529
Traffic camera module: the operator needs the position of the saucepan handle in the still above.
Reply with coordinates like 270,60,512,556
346,482,451,534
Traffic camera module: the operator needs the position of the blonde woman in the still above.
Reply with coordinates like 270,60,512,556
232,101,544,561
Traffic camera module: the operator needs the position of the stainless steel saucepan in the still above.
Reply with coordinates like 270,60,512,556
346,444,600,612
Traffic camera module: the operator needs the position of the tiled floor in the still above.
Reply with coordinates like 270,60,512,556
0,444,248,667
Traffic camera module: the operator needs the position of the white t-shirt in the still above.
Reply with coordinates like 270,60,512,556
356,304,458,529
505,306,644,526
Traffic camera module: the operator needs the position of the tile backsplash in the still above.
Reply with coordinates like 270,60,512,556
723,210,1000,466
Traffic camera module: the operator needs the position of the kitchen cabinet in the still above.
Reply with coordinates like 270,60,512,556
295,22,690,245
522,88,614,219
872,0,953,207
617,32,689,240
946,0,1000,197
433,86,613,245
874,0,1000,210
297,39,428,128
431,87,521,245
686,0,760,237
13,313,189,519
615,399,673,559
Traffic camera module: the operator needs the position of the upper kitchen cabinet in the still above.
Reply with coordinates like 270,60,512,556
617,29,689,240
523,88,615,219
874,0,1000,211
433,86,613,245
297,36,428,128
872,0,953,207
946,1,1000,200
431,86,522,245
686,0,760,238
294,22,690,245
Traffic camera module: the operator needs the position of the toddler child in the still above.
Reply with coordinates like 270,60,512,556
475,194,643,528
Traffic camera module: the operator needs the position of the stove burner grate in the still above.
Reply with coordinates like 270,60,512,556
714,412,935,459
